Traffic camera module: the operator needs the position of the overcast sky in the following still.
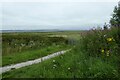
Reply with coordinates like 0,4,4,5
1,0,119,30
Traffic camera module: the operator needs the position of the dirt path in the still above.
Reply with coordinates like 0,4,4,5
0,49,70,74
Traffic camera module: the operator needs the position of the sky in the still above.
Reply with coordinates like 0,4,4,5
0,0,119,30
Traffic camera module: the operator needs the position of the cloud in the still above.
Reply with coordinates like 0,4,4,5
1,2,118,30
0,0,119,2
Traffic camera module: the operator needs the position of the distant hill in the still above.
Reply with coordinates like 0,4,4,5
1,29,85,33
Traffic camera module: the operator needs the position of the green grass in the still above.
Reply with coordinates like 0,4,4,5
2,46,119,78
2,31,78,67
2,31,82,55
2,44,71,67
2,28,119,78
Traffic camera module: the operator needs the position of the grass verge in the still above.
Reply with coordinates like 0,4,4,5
2,44,71,67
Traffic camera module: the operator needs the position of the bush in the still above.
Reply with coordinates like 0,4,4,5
80,27,119,57
76,27,120,78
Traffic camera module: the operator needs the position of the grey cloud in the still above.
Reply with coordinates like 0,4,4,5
1,2,117,30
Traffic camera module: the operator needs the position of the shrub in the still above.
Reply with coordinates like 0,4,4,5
80,27,119,57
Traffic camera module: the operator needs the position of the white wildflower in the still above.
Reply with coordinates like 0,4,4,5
53,64,57,67
53,66,55,69
53,64,57,69
104,34,106,37
68,67,70,70
53,60,55,62
21,43,25,47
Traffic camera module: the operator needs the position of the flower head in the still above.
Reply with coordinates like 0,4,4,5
53,64,57,67
101,49,105,53
53,60,56,63
106,50,110,56
53,64,57,69
107,37,113,42
68,67,70,70
104,34,107,37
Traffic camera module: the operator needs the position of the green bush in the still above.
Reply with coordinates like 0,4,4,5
80,27,119,57
78,27,120,77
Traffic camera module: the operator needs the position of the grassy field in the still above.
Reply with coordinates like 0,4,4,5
2,44,71,66
2,48,119,78
2,28,120,78
2,31,82,54
2,31,82,67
